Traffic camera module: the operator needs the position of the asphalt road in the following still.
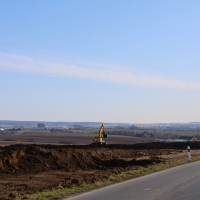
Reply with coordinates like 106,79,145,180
65,160,200,200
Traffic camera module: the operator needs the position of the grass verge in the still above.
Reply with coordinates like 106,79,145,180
15,156,200,200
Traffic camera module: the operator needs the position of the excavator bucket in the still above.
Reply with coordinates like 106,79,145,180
103,132,107,138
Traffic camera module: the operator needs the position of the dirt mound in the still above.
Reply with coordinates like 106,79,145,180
0,143,186,199
0,146,159,175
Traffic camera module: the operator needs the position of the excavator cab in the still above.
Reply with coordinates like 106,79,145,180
92,123,108,144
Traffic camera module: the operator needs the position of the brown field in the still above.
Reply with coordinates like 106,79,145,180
0,133,153,146
0,142,200,199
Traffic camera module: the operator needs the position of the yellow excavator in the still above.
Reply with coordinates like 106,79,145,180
92,123,107,145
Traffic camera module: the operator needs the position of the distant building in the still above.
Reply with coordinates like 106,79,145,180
174,139,187,142
155,139,164,142
155,136,200,142
178,136,199,142
155,139,175,142
0,128,4,134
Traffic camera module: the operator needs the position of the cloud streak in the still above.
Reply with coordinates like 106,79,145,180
0,52,200,90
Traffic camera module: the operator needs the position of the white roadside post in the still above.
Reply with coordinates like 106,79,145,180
187,146,191,160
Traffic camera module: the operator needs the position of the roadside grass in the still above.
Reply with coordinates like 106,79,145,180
15,156,200,200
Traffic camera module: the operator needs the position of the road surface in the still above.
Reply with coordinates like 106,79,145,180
65,160,200,200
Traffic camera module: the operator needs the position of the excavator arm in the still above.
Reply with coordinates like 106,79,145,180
99,123,107,138
102,125,107,138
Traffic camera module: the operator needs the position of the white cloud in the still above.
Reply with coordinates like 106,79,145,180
0,52,200,90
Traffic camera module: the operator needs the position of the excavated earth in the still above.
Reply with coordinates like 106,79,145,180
1,142,200,199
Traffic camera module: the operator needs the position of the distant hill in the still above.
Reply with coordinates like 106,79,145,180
0,120,131,128
0,120,199,129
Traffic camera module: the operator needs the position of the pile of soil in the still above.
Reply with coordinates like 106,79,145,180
0,143,196,199
0,146,166,175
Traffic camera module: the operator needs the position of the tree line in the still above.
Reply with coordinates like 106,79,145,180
107,130,179,139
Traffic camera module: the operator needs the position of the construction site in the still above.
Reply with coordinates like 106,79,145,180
1,141,200,199
0,123,200,199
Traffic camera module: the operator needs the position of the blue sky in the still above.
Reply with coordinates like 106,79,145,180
0,0,200,123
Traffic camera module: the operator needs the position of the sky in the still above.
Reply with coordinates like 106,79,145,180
0,0,200,123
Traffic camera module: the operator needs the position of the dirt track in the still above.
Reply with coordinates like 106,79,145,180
0,142,200,199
